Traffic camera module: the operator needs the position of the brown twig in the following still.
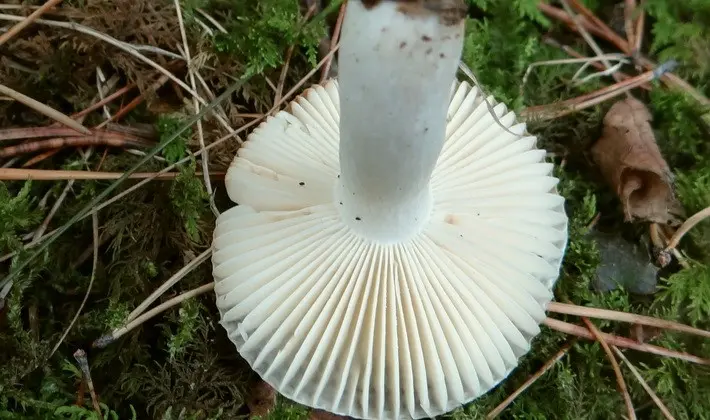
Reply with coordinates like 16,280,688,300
0,168,226,181
273,45,295,116
73,349,101,416
20,80,159,168
545,318,710,365
567,0,629,49
0,127,87,141
486,341,574,419
0,0,62,46
21,150,60,167
0,132,154,158
96,74,171,129
66,83,137,122
538,3,622,47
320,1,347,83
634,1,646,54
663,205,710,251
521,67,665,120
581,317,636,420
624,0,638,51
547,302,710,339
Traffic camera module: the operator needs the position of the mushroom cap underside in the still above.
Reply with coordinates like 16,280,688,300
212,79,569,419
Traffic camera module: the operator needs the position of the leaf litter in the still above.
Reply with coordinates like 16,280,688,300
591,96,685,225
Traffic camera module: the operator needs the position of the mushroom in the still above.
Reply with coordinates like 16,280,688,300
211,1,568,419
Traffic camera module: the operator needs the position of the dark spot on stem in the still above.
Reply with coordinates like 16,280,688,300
400,41,407,49
440,53,445,58
422,35,432,42
299,182,305,186
426,47,433,55
355,217,361,221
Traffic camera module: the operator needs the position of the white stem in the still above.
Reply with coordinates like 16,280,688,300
336,0,465,243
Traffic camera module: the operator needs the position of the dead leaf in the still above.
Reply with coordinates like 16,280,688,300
309,409,350,420
246,380,276,418
591,96,685,225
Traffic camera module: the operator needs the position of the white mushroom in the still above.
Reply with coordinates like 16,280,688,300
211,1,568,419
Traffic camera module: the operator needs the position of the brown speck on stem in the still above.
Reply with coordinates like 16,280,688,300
399,41,407,49
421,35,432,42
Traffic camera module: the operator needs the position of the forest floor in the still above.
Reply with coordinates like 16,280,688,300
1,1,710,419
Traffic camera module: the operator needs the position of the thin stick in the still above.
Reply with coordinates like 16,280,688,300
95,75,171,129
634,1,646,54
613,346,677,420
486,341,574,419
0,133,153,158
320,1,346,83
273,46,295,116
521,66,667,120
624,0,637,51
174,0,212,201
0,83,90,134
93,283,214,348
547,302,710,339
49,214,99,358
559,0,624,85
567,0,628,49
124,248,211,324
545,318,710,365
73,349,102,416
33,180,73,241
0,0,62,46
663,205,710,250
0,127,87,141
0,168,225,181
195,8,228,34
581,317,636,420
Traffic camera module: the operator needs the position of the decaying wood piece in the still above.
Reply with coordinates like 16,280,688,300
591,96,684,225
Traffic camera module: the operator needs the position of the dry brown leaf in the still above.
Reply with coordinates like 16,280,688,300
246,380,276,418
591,96,684,225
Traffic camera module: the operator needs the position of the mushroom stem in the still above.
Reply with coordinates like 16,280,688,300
336,1,466,243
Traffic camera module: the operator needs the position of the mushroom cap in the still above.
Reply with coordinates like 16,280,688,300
212,79,568,419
